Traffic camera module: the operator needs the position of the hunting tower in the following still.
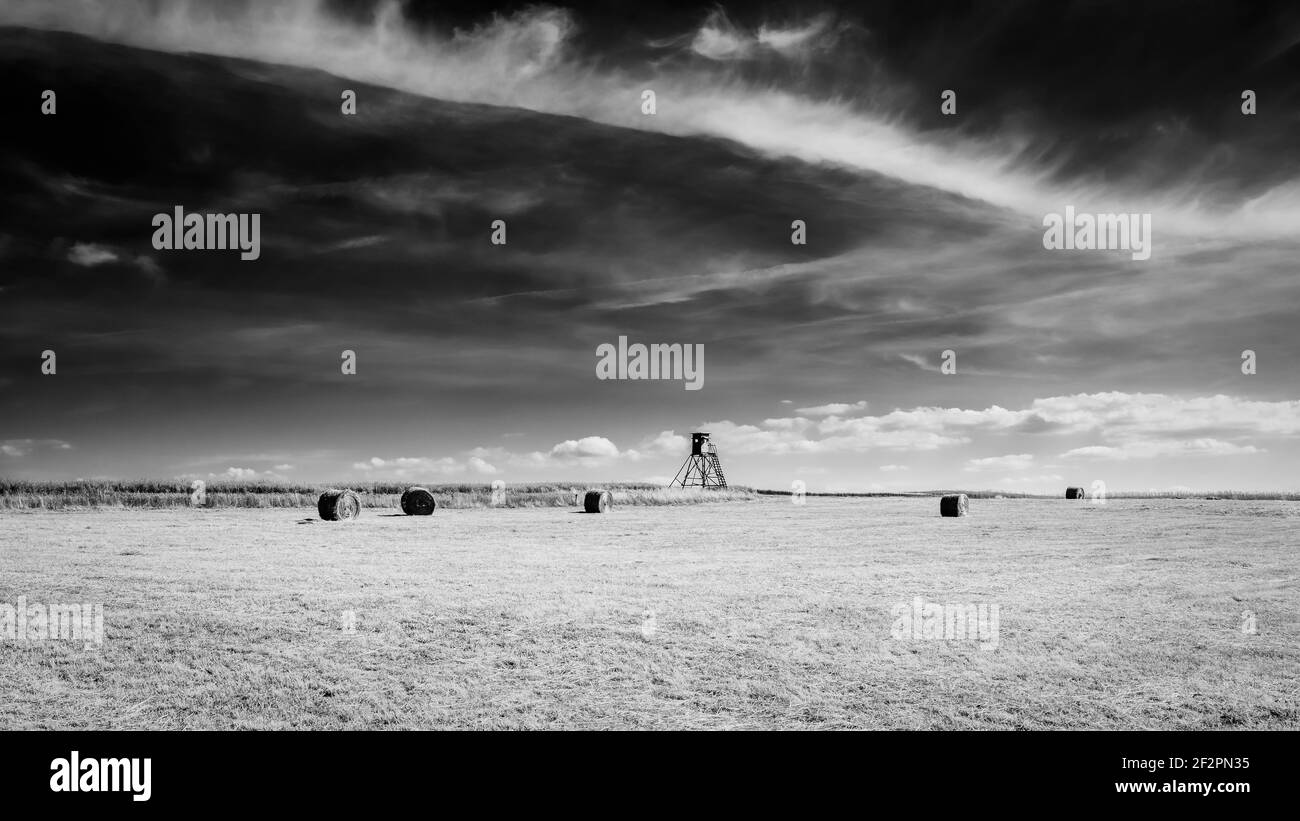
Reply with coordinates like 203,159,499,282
671,432,728,488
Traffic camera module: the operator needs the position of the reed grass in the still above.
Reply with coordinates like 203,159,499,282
0,480,757,510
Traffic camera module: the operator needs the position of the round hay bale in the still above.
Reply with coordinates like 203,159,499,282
939,494,968,517
318,488,361,521
1065,486,1085,499
400,486,436,516
583,489,612,513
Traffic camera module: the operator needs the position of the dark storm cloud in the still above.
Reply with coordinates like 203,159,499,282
6,0,1299,229
0,23,1012,380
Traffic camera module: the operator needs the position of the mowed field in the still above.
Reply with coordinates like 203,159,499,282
1,497,1296,730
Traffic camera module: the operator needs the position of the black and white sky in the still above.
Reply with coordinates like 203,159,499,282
1,0,1298,491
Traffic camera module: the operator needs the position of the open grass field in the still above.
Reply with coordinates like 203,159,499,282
1,497,1296,730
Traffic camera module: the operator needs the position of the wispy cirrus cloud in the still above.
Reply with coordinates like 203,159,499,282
670,9,841,61
1060,440,1262,461
795,400,868,417
6,0,1298,237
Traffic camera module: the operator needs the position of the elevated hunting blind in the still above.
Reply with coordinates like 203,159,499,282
670,432,728,488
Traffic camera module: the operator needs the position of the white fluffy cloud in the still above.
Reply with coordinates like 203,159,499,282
353,456,462,477
341,392,1290,485
351,429,695,482
544,436,619,461
465,456,499,475
67,242,118,267
356,434,645,479
1033,393,1300,437
208,466,293,481
215,467,258,480
697,392,1298,458
965,454,1034,472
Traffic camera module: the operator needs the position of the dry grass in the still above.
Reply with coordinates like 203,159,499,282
1,497,1295,729
758,489,1300,500
0,480,756,510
